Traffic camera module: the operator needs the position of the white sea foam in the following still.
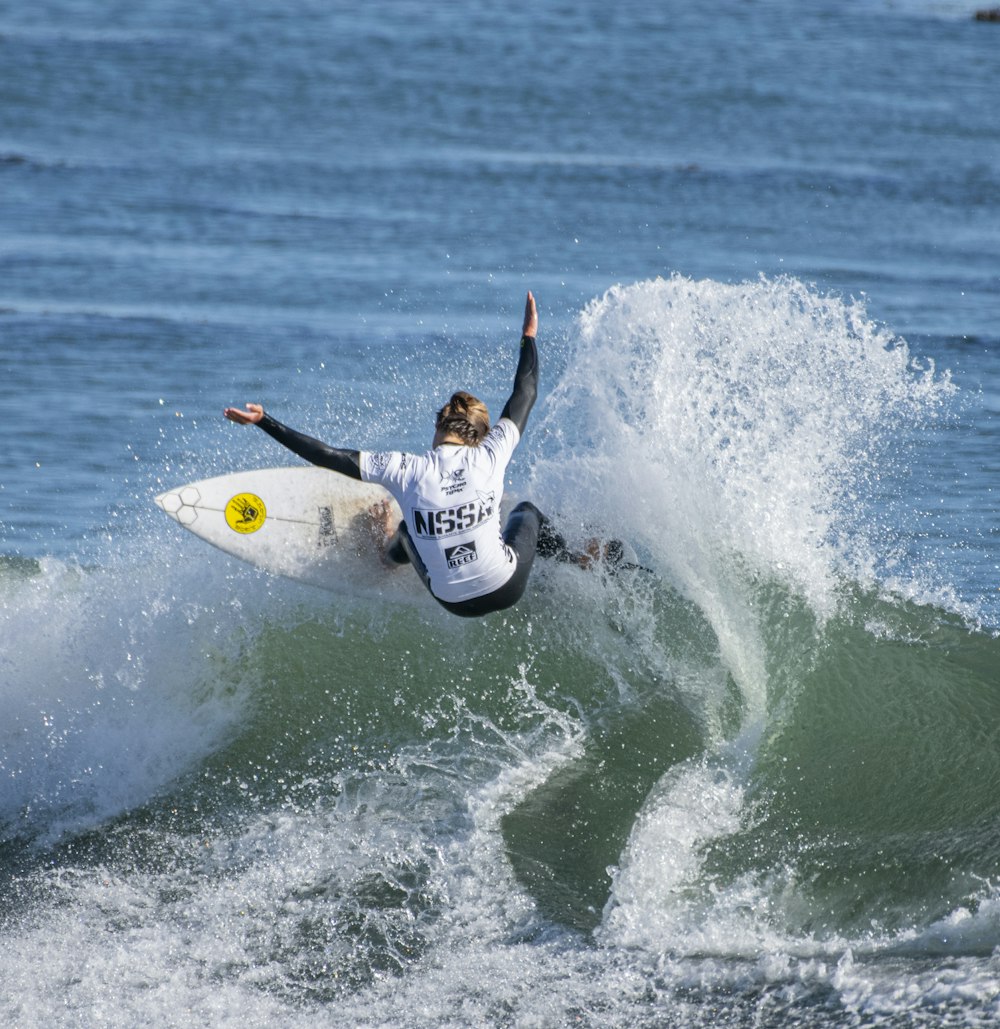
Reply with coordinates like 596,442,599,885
537,275,953,615
0,654,591,1029
0,548,257,845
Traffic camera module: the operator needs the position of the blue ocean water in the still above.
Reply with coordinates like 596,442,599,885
2,0,999,1025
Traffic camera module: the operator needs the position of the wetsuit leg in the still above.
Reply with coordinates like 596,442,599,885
536,516,573,562
501,500,545,564
384,523,411,566
525,505,597,565
393,522,433,591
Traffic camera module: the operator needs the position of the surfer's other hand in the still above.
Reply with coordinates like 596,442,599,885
521,290,538,338
224,403,264,425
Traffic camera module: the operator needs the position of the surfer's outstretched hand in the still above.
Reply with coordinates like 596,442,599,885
522,290,538,338
224,403,264,425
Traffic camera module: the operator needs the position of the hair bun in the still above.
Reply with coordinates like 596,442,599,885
435,391,490,446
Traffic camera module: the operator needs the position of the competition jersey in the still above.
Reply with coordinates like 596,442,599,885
360,418,521,603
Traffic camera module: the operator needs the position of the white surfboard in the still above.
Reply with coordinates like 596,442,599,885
155,467,407,591
155,466,647,594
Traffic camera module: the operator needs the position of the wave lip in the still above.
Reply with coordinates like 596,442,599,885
540,274,956,623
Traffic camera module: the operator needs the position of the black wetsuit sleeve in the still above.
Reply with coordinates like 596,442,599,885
257,413,362,480
499,335,538,435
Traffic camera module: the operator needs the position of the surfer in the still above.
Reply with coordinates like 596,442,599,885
224,292,599,617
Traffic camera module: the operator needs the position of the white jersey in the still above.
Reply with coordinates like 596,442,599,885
360,419,520,603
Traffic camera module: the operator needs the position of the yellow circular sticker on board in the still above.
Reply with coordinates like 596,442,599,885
225,492,267,534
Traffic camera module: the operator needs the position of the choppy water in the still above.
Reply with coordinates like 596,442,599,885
2,1,999,1026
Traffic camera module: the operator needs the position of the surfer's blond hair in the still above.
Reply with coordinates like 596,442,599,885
436,391,490,446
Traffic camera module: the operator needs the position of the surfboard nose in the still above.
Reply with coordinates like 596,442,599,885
155,488,201,526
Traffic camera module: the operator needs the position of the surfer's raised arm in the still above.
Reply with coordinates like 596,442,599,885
499,290,539,436
224,290,538,480
223,403,362,480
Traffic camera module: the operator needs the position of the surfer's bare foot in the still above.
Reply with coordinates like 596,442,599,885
365,499,394,544
575,537,626,570
366,499,402,566
574,538,601,570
